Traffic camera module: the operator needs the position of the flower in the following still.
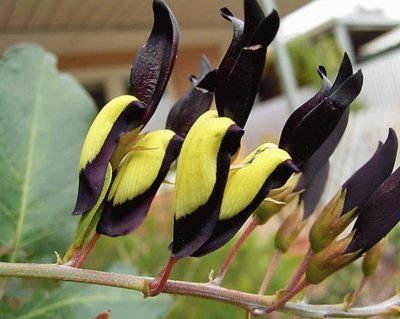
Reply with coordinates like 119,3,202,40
309,129,398,252
71,0,179,216
170,2,280,260
306,131,399,284
96,57,217,237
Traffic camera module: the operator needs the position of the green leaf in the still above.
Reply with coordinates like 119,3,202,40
0,44,96,262
3,264,174,319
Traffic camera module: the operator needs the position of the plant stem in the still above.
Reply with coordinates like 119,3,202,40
0,262,399,318
214,216,260,285
286,246,313,291
75,232,101,268
258,249,282,295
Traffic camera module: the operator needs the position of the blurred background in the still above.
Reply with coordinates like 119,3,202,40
1,0,400,318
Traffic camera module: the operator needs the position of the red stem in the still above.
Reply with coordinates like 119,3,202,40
149,256,178,296
258,249,282,295
265,279,311,314
353,276,368,303
75,232,101,268
286,246,313,291
213,217,260,285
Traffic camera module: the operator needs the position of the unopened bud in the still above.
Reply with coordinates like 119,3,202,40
275,201,305,253
306,232,359,284
309,188,356,253
362,237,387,277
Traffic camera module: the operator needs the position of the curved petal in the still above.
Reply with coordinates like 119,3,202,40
215,8,244,117
279,65,332,147
242,0,265,44
130,0,179,125
341,129,398,215
329,52,353,94
72,98,145,215
96,131,183,236
220,10,280,128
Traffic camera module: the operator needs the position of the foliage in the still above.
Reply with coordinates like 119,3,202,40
288,35,342,88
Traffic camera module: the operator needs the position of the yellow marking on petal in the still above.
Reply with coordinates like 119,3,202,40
219,144,292,220
174,110,236,219
107,129,176,205
79,95,138,171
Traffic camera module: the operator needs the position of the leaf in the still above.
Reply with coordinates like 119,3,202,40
0,45,96,262
3,264,174,319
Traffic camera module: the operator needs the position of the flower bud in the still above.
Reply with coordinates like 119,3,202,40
306,232,358,284
309,188,356,252
275,201,305,253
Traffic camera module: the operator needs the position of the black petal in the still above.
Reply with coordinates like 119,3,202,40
242,0,265,44
219,10,280,128
329,53,353,94
301,161,330,219
72,101,145,215
191,159,298,257
96,135,183,236
166,68,216,137
215,8,244,117
130,0,179,125
170,124,244,258
279,65,332,148
345,165,400,254
341,129,398,215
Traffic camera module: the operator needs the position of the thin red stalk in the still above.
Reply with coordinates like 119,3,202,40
286,246,313,291
149,256,178,296
353,276,368,303
265,279,311,314
302,284,314,304
213,216,260,285
258,249,282,295
75,232,101,268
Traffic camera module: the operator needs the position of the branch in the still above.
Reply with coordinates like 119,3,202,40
0,262,399,318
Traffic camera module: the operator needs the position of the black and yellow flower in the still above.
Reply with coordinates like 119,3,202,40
72,0,179,216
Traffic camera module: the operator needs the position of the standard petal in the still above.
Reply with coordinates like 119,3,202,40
72,97,145,215
220,10,280,128
130,0,179,125
242,0,265,44
215,8,244,117
96,130,183,236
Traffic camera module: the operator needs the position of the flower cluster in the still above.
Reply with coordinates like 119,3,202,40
65,0,400,312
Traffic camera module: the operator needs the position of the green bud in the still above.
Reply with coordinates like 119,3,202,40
309,188,356,253
306,232,359,284
275,201,305,253
362,237,387,277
